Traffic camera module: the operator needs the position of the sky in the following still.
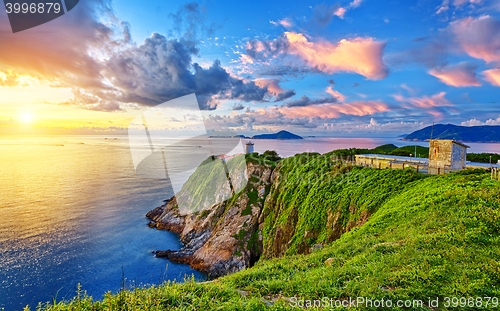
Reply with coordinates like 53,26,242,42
1,0,500,136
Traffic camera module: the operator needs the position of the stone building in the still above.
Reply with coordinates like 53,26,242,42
428,140,469,174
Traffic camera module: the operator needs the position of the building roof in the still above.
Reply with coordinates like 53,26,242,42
246,141,254,145
427,139,470,149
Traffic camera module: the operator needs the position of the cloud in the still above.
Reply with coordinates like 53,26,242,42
461,115,500,126
254,65,320,78
482,68,500,86
279,100,390,118
0,1,278,112
244,32,388,80
334,7,346,19
168,2,220,41
386,37,449,69
394,92,453,108
0,73,24,86
232,103,245,110
326,86,346,102
284,32,388,80
283,95,336,107
254,78,296,101
450,15,500,63
0,119,18,125
254,78,284,94
436,0,484,14
429,62,481,87
274,90,296,101
333,0,363,19
311,3,341,26
204,99,391,132
271,18,293,28
204,109,320,130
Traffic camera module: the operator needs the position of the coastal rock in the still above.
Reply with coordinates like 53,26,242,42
148,160,274,277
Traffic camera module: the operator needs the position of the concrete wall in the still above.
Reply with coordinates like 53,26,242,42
428,140,467,174
429,140,452,170
450,143,467,170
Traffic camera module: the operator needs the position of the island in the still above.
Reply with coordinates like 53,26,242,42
251,130,303,140
402,124,500,143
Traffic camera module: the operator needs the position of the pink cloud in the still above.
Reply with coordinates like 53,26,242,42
239,54,254,64
278,100,390,119
334,7,346,19
254,78,284,95
437,0,483,14
270,19,293,28
333,0,363,19
482,68,500,86
279,19,293,28
429,62,481,87
450,16,500,63
394,92,453,109
350,0,363,8
325,86,346,102
284,32,388,80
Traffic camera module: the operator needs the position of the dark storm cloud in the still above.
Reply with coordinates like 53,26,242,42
231,103,245,110
284,95,337,107
274,89,296,102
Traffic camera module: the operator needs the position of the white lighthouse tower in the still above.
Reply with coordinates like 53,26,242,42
245,140,254,154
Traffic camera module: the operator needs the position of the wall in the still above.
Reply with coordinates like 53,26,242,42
450,143,467,170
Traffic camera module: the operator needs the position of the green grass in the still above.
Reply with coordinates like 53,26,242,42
30,160,500,310
389,145,430,158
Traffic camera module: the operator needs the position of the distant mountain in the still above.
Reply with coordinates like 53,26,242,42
252,130,303,140
403,124,500,143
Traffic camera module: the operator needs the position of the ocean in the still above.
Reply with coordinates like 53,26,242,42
0,135,498,311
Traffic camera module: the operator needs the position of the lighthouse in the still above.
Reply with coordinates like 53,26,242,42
245,140,254,154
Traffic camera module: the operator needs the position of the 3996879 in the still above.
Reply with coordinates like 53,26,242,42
5,2,61,14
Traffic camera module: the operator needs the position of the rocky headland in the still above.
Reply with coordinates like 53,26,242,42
146,151,422,277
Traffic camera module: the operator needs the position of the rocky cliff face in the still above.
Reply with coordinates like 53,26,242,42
147,156,274,277
147,152,423,277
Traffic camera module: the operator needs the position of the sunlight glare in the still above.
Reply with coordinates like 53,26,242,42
21,112,34,124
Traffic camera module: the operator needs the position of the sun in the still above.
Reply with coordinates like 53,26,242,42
20,112,34,124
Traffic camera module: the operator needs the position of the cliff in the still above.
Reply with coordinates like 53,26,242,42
147,151,423,277
147,153,276,277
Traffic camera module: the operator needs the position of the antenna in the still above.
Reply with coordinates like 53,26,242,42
430,122,434,140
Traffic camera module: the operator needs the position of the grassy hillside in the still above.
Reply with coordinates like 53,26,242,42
260,152,423,257
31,163,500,310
